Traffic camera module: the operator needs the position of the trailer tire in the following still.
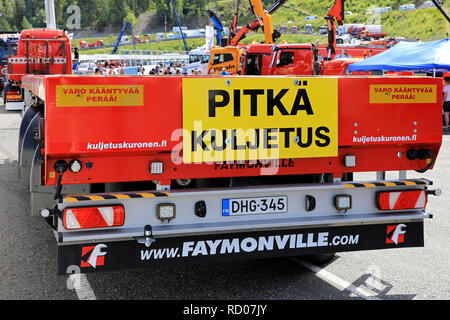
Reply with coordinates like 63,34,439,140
3,82,9,101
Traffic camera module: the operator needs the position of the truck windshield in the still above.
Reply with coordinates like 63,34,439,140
277,51,294,67
189,54,210,64
202,54,211,63
189,55,201,63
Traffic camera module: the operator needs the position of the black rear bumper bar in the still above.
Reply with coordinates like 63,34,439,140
58,221,424,275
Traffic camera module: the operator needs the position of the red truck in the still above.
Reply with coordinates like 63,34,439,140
241,43,387,76
210,0,389,76
0,32,19,94
80,39,104,48
358,29,387,41
347,26,387,40
4,29,71,111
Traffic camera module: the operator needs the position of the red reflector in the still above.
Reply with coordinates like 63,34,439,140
63,205,125,230
377,190,427,211
6,94,22,100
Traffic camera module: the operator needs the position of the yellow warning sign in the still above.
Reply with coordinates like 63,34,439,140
370,84,436,104
182,78,338,163
55,85,144,107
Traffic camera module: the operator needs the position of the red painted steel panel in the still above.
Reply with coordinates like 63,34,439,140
21,75,442,186
44,76,182,156
338,77,442,146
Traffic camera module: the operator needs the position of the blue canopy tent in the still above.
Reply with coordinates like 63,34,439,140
348,39,450,73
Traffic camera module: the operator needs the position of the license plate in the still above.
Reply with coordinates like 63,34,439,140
222,196,287,216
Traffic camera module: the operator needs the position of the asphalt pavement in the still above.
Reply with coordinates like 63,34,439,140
0,104,449,302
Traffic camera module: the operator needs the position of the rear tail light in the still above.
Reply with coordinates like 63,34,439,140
377,190,427,211
5,94,22,101
63,205,125,230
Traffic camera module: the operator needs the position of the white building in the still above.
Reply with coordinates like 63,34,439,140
399,4,416,11
423,1,435,8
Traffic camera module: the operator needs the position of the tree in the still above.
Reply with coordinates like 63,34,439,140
95,0,110,30
155,0,170,24
22,16,32,29
123,11,136,26
54,0,69,29
32,8,47,28
0,16,11,30
0,1,10,30
14,0,27,29
3,0,16,29
170,0,184,24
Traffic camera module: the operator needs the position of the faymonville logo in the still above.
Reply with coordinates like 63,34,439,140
386,224,406,245
81,244,107,268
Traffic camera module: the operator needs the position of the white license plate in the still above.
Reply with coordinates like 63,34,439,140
222,196,287,216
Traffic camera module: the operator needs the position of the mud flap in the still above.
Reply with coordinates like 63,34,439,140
58,221,424,275
19,110,42,188
18,105,40,177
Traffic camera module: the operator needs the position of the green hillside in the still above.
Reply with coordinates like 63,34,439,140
269,0,450,40
1,0,448,42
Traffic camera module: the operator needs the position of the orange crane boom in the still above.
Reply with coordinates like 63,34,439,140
229,0,286,46
325,0,345,60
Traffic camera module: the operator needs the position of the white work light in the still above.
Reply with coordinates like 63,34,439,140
344,155,356,167
150,161,164,174
156,203,176,221
334,195,352,212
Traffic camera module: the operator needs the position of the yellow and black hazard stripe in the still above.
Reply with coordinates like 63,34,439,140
344,179,431,188
64,191,169,202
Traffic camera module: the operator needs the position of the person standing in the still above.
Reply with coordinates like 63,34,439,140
137,64,144,75
220,67,229,75
444,77,450,129
72,60,79,71
73,47,79,61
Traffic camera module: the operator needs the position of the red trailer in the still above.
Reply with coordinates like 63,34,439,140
20,73,443,274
